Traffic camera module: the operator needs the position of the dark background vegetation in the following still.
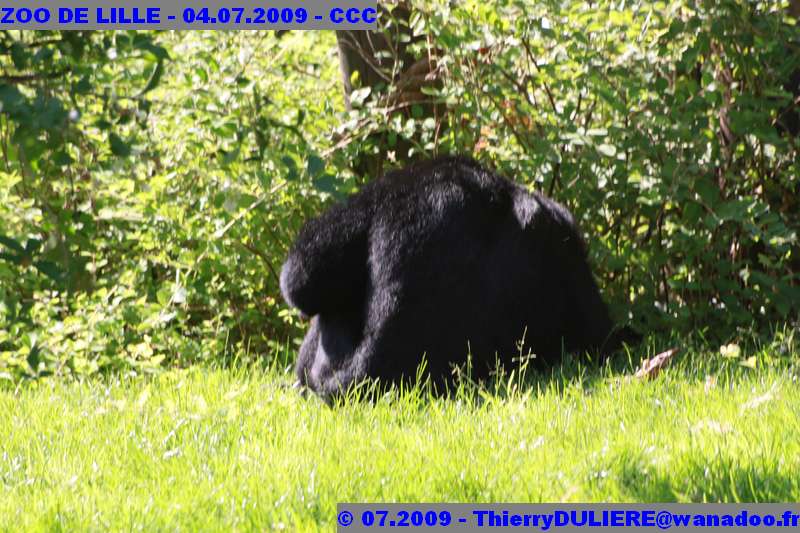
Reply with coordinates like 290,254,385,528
1,0,798,380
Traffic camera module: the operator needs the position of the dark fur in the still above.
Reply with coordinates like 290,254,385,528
281,156,633,399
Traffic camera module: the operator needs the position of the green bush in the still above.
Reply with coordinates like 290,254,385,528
0,31,344,379
339,0,800,335
1,3,799,381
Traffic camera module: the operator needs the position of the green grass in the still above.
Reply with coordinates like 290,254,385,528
1,337,799,531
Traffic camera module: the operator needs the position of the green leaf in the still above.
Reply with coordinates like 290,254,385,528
74,76,92,95
133,36,170,61
32,47,54,65
0,235,24,253
195,66,208,84
109,133,131,157
256,170,272,190
306,154,325,178
0,252,21,264
282,155,298,181
53,150,74,166
156,286,171,305
36,97,66,129
0,85,27,116
24,239,42,253
26,345,41,373
10,43,28,70
595,85,627,114
221,146,240,165
694,177,719,206
34,260,63,283
138,59,164,96
313,174,338,194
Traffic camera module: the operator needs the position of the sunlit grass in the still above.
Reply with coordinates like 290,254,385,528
1,333,799,530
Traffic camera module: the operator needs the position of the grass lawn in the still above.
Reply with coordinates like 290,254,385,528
1,338,799,530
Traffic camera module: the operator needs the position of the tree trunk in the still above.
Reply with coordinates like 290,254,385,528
335,3,441,178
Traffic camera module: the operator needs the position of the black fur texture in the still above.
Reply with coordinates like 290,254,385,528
281,156,634,399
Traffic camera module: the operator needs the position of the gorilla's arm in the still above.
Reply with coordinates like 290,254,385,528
279,196,371,317
537,195,617,354
565,254,641,354
562,249,617,353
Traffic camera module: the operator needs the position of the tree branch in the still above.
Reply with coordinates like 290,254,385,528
0,68,70,84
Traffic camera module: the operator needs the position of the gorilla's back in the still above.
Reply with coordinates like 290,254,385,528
281,156,619,398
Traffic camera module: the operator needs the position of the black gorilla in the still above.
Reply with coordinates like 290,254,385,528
281,156,633,398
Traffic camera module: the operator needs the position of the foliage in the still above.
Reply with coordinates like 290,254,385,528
339,0,800,336
1,2,800,381
0,31,345,379
0,31,173,378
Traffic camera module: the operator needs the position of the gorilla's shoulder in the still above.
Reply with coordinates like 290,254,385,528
382,155,486,179
366,155,516,198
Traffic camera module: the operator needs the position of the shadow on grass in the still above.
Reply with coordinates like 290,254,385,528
610,449,799,502
300,325,799,407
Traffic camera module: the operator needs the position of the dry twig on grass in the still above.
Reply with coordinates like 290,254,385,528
634,348,680,380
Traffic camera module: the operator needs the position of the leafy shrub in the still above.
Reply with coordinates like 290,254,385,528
2,4,799,381
334,0,800,337
1,31,345,379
